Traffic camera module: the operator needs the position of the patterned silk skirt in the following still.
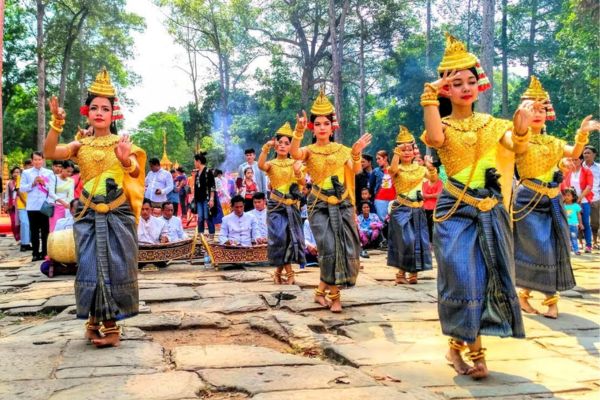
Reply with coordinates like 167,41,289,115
307,185,360,287
74,187,139,321
387,199,432,273
513,179,575,293
267,189,306,267
434,179,525,343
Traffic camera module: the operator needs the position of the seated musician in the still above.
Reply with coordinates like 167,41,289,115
138,199,169,245
219,195,267,246
160,201,188,242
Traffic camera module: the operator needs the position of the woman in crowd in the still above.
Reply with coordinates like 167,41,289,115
421,33,534,379
291,89,371,313
387,126,434,284
370,150,396,226
239,167,258,211
258,122,306,285
4,167,22,242
513,76,599,319
49,160,75,232
43,68,146,348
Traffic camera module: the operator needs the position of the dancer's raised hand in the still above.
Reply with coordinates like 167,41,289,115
352,132,372,155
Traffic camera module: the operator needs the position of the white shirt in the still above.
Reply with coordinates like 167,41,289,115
248,208,267,239
571,169,587,204
584,161,600,202
55,215,74,231
20,167,56,211
145,168,174,203
303,220,316,247
137,216,169,244
161,216,187,242
219,212,261,246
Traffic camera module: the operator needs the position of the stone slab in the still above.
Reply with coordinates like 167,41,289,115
120,312,182,331
199,364,377,395
151,294,267,314
180,313,231,329
47,371,204,400
223,270,271,282
139,287,199,303
195,282,301,298
0,299,46,310
0,339,64,381
436,381,591,399
173,344,321,370
253,387,444,400
41,295,76,312
5,306,44,316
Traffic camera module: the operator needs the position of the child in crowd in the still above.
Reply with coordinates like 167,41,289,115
563,188,583,255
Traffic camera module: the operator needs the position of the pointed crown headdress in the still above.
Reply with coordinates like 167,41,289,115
308,88,339,130
396,125,415,144
437,33,491,92
81,67,123,121
276,122,293,138
521,76,555,120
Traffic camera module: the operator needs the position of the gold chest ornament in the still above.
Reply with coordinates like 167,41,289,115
394,163,427,194
268,158,296,189
73,135,121,183
306,143,351,185
516,134,565,179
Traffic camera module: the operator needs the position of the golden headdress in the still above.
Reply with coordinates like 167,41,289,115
309,88,339,130
521,76,555,120
276,122,293,138
396,125,415,144
437,33,491,92
88,67,116,98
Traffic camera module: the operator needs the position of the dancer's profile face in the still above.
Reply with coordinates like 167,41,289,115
276,137,291,156
313,116,332,140
88,97,113,130
447,69,478,106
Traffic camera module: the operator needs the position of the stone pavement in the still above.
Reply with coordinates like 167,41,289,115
0,236,598,400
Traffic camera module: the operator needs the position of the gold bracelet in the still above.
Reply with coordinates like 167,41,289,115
123,158,137,174
557,159,568,171
420,100,440,107
51,115,66,127
393,150,403,157
261,144,271,153
424,83,439,94
351,152,361,162
293,131,304,141
575,130,589,145
421,92,438,102
512,131,531,145
49,123,64,133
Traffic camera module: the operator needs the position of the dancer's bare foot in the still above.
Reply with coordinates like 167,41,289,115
314,289,328,307
91,334,120,348
328,292,342,313
468,359,488,380
407,273,418,284
84,321,101,342
445,348,472,375
518,289,539,314
543,303,558,319
273,270,282,285
285,270,295,285
395,272,408,285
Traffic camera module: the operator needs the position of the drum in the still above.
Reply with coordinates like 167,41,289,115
47,229,77,264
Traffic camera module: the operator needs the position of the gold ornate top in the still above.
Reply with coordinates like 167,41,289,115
305,143,351,186
421,113,512,176
160,129,172,170
393,163,427,194
396,125,415,144
310,88,335,116
88,67,116,97
521,76,549,101
266,158,298,191
72,135,121,184
438,33,478,72
516,134,565,180
276,122,294,138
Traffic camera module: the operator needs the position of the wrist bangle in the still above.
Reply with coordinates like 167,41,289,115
49,123,64,134
51,116,66,127
351,152,361,162
420,100,440,107
123,158,137,174
261,144,271,153
575,130,589,145
293,131,304,141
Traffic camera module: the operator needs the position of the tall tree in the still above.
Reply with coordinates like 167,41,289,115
35,0,46,151
328,0,350,140
478,0,495,113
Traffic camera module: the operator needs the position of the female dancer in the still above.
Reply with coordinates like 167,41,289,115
388,126,434,284
514,76,599,318
44,68,146,348
291,89,371,313
4,167,21,242
258,122,306,285
422,33,534,379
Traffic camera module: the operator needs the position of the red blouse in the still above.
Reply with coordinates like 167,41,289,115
422,179,443,210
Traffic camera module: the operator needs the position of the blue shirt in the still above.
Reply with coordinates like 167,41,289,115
303,220,316,247
219,212,261,246
20,167,56,211
248,208,267,239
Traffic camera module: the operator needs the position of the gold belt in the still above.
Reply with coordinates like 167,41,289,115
445,181,498,212
521,179,560,199
270,192,299,207
310,189,349,205
80,192,127,214
395,195,423,208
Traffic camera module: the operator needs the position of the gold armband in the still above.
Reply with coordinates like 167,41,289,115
424,83,439,95
575,129,589,145
512,129,531,145
557,158,569,172
420,99,440,107
123,157,138,174
261,144,271,153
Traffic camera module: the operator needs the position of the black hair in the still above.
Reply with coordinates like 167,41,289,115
85,94,118,134
149,158,160,166
61,160,74,169
176,166,185,173
362,154,373,163
275,134,292,142
360,187,370,192
69,199,79,210
584,145,597,155
52,160,63,166
161,201,173,210
309,113,335,142
244,166,253,175
194,153,207,165
170,169,176,174
23,160,33,166
360,201,372,209
252,192,266,201
214,169,223,176
579,153,584,160
231,194,245,205
305,182,312,190
142,198,152,207
562,187,578,203
438,67,479,118
10,166,21,175
73,165,80,174
244,148,256,155
31,151,43,159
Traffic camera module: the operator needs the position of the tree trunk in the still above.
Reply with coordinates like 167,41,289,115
426,0,432,71
0,0,4,181
328,0,349,142
478,0,495,113
59,7,89,106
36,0,46,152
300,66,314,109
501,0,509,117
357,5,366,136
527,0,538,77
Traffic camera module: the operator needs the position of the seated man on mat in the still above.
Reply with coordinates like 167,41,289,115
219,195,266,246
